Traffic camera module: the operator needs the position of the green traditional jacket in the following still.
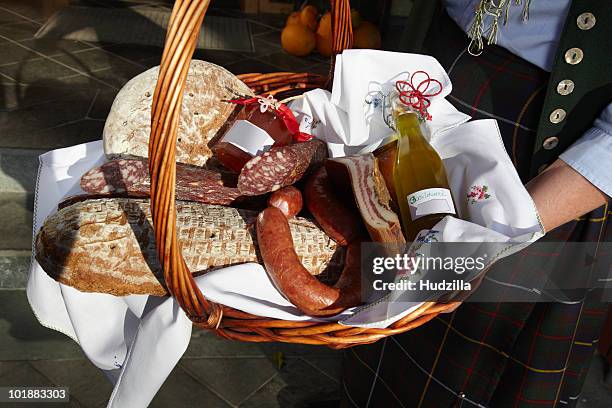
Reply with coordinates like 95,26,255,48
529,0,611,177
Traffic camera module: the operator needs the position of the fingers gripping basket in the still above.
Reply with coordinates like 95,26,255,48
148,0,457,348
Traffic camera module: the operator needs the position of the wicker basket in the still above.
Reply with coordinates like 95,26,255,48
148,0,457,349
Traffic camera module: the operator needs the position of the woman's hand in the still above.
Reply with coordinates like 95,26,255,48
526,159,608,233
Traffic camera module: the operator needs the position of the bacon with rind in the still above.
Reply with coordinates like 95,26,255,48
326,154,405,244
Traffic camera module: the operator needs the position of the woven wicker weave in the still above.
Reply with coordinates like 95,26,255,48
148,0,457,348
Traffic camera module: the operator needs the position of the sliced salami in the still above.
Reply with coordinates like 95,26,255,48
237,139,327,196
80,158,241,205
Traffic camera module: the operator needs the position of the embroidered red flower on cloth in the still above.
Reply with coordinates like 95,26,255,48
467,185,491,204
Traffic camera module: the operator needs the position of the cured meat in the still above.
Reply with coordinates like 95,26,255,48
237,139,327,196
326,154,405,244
268,186,303,218
373,140,398,206
35,198,342,296
80,158,241,205
257,206,362,316
304,166,366,246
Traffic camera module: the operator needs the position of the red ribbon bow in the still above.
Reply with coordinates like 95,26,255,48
395,71,443,121
227,95,313,142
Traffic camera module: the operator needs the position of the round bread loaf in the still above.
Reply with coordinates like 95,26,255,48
103,60,253,167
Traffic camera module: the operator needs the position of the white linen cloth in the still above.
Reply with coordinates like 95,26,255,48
26,51,544,406
290,50,470,156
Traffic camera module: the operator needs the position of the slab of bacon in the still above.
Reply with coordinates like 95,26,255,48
326,154,405,244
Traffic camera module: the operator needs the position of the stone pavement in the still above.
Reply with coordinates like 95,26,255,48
0,290,342,407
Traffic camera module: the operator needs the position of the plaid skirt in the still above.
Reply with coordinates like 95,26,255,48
341,12,610,408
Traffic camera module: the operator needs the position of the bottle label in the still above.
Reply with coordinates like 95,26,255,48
221,120,275,156
407,188,456,220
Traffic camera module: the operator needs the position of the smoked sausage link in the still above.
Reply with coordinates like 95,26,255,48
268,186,303,218
257,207,362,316
304,166,365,246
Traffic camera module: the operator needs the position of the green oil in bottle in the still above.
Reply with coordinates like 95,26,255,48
392,110,456,241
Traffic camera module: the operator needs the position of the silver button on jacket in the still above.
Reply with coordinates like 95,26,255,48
565,47,584,65
557,79,575,95
543,137,559,150
550,108,567,124
577,12,596,30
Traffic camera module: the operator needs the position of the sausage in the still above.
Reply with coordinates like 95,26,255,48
80,158,241,205
256,207,362,316
237,139,327,196
304,166,365,246
268,186,303,218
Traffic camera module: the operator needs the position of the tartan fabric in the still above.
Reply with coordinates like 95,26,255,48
341,11,610,408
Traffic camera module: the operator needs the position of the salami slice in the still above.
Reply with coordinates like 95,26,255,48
237,139,327,196
80,158,241,205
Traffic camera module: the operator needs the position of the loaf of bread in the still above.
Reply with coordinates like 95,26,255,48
103,60,253,167
35,198,341,296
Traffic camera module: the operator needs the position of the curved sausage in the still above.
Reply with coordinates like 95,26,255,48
268,186,303,218
257,207,362,316
304,166,365,246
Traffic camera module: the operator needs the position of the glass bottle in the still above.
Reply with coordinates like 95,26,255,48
392,98,456,241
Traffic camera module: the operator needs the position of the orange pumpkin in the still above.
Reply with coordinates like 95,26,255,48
286,11,301,26
299,5,318,31
281,24,316,57
316,12,332,57
353,21,381,49
351,9,362,29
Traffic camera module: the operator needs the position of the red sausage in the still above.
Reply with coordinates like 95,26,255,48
257,207,362,316
304,166,365,246
268,186,303,218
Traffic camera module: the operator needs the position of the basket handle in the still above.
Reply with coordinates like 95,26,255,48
149,0,353,328
331,0,354,61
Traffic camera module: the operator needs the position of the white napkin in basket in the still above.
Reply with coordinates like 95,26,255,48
289,49,470,156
